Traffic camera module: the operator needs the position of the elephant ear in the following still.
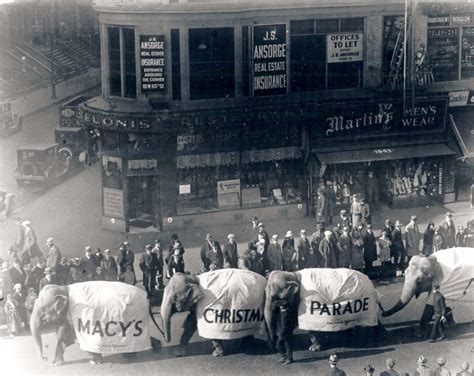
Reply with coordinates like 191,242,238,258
286,281,299,296
186,284,204,305
51,295,69,315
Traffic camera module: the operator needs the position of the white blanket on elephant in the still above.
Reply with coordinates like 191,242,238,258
68,282,152,354
196,269,266,340
432,248,474,302
297,268,379,332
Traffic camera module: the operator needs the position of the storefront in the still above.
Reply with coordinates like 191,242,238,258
309,95,457,209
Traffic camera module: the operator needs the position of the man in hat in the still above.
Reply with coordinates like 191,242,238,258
429,284,447,342
295,229,311,270
456,225,467,247
337,210,351,232
350,194,363,229
21,220,43,261
12,217,25,255
438,213,456,249
360,197,371,224
363,224,377,273
266,234,283,272
29,257,46,294
238,247,264,275
254,222,270,257
201,233,223,272
380,358,401,376
406,216,421,261
117,242,135,276
336,225,352,268
223,234,239,269
39,267,56,291
365,171,379,207
101,249,118,281
9,257,26,289
282,231,296,272
320,230,337,268
325,354,346,376
414,355,434,376
391,220,406,268
152,240,165,289
315,188,327,225
79,246,100,281
45,238,62,273
139,244,159,297
434,358,451,376
55,257,70,285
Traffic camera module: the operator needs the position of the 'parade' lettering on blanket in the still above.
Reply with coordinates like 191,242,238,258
310,298,370,315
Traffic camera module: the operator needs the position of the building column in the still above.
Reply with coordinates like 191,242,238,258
365,15,383,89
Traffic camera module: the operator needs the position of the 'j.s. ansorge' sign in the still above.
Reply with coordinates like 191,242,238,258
253,24,287,97
140,35,165,93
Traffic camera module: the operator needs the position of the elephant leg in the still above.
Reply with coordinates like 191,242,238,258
175,311,197,357
308,332,321,351
241,335,254,354
211,340,224,357
276,336,286,362
88,352,103,365
51,324,75,366
417,304,434,338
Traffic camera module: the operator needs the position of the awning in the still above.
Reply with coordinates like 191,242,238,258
317,143,456,165
449,112,474,158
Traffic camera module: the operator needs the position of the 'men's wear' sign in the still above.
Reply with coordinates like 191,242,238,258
140,35,165,93
253,24,287,96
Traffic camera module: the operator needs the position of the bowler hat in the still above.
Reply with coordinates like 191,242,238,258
436,358,446,366
104,249,111,254
417,355,428,365
329,354,338,364
324,230,333,236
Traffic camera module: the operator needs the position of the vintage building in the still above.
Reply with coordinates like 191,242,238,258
83,0,474,233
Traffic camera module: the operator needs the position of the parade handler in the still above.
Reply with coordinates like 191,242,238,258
265,268,382,359
30,282,153,366
161,269,267,357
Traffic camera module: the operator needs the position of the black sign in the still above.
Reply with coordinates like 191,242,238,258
428,28,459,82
311,97,448,144
427,15,450,27
140,35,165,93
253,24,287,97
462,27,474,79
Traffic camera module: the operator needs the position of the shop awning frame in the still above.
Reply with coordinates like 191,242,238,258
449,113,474,158
316,143,456,165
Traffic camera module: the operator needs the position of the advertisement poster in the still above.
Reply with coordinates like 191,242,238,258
140,35,165,93
253,24,287,96
327,32,364,63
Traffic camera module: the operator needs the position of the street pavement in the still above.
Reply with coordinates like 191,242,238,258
0,103,473,375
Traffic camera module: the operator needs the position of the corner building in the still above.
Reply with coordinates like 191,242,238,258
84,0,474,233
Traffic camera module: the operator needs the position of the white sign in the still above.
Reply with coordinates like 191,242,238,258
297,269,379,332
327,32,364,63
449,91,469,107
217,179,241,195
68,282,152,354
179,184,191,194
103,188,124,219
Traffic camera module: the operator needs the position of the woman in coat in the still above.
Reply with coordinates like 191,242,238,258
282,231,296,272
350,225,365,271
422,221,435,256
377,230,392,270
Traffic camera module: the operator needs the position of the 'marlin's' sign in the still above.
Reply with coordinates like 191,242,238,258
311,96,448,143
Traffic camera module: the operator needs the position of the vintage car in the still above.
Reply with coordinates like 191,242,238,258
54,127,98,167
14,143,70,186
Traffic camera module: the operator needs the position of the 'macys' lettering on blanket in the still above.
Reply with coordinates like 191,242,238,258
310,297,370,315
77,318,144,337
203,308,264,324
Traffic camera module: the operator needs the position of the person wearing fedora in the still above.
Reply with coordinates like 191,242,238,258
391,220,406,268
223,234,239,269
45,238,62,274
406,216,421,261
319,230,338,268
380,358,402,376
295,229,310,270
325,354,346,376
282,231,296,271
363,224,377,273
434,357,451,376
429,285,447,342
439,213,456,249
414,355,434,376
266,234,283,272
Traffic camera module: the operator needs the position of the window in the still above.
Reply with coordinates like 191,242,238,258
242,26,250,96
107,26,136,98
171,29,181,100
290,18,364,92
189,27,235,100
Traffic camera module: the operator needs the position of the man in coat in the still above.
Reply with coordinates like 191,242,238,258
223,234,239,269
315,189,327,226
405,215,421,260
337,210,351,232
139,244,159,297
380,358,401,376
336,226,352,268
55,257,70,285
266,234,283,272
434,357,451,376
319,231,338,268
325,354,347,376
295,229,311,270
21,221,43,261
152,240,164,289
117,242,135,276
429,285,447,342
29,258,46,294
9,257,26,290
391,220,406,268
365,171,379,208
200,233,223,272
45,237,61,273
79,246,100,281
350,194,363,229
101,248,118,281
438,212,456,249
362,224,377,273
38,267,57,291
238,248,264,275
310,224,324,267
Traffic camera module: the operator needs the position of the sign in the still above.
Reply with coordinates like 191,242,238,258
179,184,191,194
462,27,474,79
128,159,158,171
427,15,450,27
449,91,470,106
428,28,459,82
140,35,165,93
312,97,448,143
327,33,364,63
451,14,473,26
68,282,151,354
253,24,287,97
217,179,241,194
297,269,379,332
103,187,124,219
196,269,267,340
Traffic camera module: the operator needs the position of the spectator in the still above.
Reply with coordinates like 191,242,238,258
200,233,215,272
167,247,185,278
414,355,434,376
101,249,118,281
5,293,22,338
363,224,377,273
392,220,406,268
295,229,311,270
422,221,436,256
29,257,46,294
282,231,296,272
24,287,37,323
69,258,82,283
429,285,447,342
45,237,61,273
238,248,264,275
12,283,27,327
39,267,56,291
12,217,25,256
455,362,471,376
9,257,26,291
319,230,337,268
121,265,136,285
55,257,70,285
311,224,325,262
433,230,443,253
434,357,451,376
455,225,467,247
365,171,379,208
117,242,135,278
305,236,320,269
266,234,283,272
92,266,106,281
406,216,421,261
139,244,159,297
95,248,104,264
1,261,14,298
337,210,351,231
380,358,401,376
152,240,165,289
324,181,336,225
325,354,346,376
351,223,365,272
315,188,327,226
351,194,363,228
360,198,371,225
438,213,456,249
378,230,392,273
168,234,184,258
79,246,100,281
223,234,239,269
254,222,270,255
8,246,20,266
201,234,223,272
337,226,352,268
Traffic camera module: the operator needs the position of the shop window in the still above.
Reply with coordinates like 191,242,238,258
242,26,250,96
290,17,364,92
101,130,120,152
171,29,181,101
107,26,136,98
189,27,235,100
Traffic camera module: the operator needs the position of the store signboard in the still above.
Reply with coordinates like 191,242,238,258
312,97,448,143
103,187,124,219
428,28,459,82
253,24,287,97
326,33,363,63
451,14,473,26
140,35,165,93
449,90,474,106
427,15,450,27
217,179,241,195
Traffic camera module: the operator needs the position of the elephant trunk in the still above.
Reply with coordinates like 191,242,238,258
160,290,173,343
30,305,44,360
263,288,274,343
382,280,416,317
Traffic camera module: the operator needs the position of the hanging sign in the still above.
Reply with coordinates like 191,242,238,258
327,33,364,63
140,35,165,93
252,24,287,97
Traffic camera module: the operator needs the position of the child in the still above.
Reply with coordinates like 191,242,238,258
167,248,185,279
377,230,392,272
121,265,136,285
24,287,37,322
5,294,22,337
433,229,443,252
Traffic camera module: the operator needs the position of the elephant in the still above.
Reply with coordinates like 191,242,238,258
265,268,383,354
382,248,474,337
31,281,158,366
161,269,267,357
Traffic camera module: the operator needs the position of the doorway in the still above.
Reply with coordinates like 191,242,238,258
127,175,160,230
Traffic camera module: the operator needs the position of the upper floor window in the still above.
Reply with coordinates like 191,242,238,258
107,26,136,98
290,18,364,92
189,27,235,100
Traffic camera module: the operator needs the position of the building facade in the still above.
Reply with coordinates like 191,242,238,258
84,0,474,233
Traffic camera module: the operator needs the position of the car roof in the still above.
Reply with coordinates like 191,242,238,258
18,143,58,151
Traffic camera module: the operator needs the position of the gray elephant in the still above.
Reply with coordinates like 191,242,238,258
265,268,382,355
161,269,267,357
382,248,474,337
31,281,155,366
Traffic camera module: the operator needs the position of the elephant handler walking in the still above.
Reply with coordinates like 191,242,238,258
429,285,447,342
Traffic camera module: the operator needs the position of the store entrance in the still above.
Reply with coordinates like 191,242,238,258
127,175,160,230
